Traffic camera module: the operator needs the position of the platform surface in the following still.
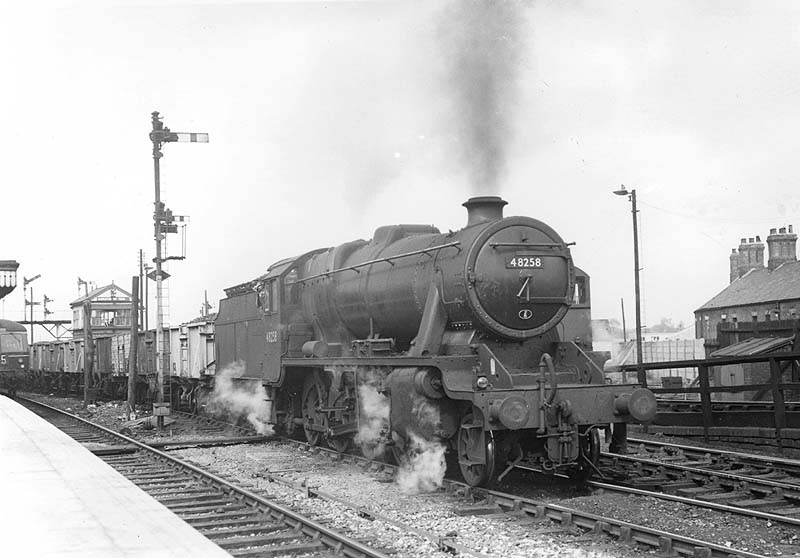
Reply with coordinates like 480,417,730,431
0,396,231,557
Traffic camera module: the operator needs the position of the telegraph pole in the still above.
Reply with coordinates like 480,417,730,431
149,111,207,423
24,274,41,345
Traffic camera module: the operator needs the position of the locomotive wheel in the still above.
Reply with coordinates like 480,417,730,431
570,427,601,481
326,387,354,453
457,413,496,487
328,436,351,453
302,375,327,446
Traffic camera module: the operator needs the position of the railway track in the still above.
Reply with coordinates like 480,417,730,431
597,436,800,527
19,393,795,556
274,439,780,558
17,397,389,558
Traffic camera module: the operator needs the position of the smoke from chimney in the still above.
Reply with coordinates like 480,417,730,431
438,0,528,194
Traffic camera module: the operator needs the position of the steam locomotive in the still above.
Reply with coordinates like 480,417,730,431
217,196,656,486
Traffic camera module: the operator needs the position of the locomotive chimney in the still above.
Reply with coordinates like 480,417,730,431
463,196,508,227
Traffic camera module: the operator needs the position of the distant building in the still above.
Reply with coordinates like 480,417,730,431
695,225,800,355
596,320,705,386
71,283,133,338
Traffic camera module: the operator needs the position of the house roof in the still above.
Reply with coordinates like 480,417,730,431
710,336,794,357
71,283,132,306
695,260,800,312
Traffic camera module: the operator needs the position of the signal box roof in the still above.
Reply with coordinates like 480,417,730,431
71,283,132,307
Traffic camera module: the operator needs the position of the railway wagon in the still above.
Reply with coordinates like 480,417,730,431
214,196,656,486
29,319,215,407
0,318,30,396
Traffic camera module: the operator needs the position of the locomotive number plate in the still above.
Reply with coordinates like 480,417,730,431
506,256,543,269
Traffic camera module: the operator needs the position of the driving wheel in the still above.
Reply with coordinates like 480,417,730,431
302,375,327,446
457,413,496,487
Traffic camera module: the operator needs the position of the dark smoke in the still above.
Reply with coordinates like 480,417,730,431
438,0,528,193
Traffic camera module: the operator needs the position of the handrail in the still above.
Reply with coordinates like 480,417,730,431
613,351,800,446
293,241,461,284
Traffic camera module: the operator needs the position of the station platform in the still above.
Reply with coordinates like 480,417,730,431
0,395,231,557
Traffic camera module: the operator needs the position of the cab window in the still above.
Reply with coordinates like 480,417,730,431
258,280,278,313
0,333,27,353
573,276,588,305
284,268,298,304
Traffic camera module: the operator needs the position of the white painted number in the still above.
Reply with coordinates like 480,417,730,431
0,355,6,364
265,331,278,343
508,257,542,268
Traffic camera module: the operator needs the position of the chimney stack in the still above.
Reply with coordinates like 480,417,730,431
463,196,507,227
735,236,765,279
729,248,739,283
767,225,798,270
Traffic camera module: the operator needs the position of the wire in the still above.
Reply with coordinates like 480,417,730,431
638,200,797,226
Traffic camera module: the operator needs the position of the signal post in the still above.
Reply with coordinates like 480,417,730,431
149,111,208,426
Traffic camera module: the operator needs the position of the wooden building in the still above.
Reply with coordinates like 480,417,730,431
71,283,133,339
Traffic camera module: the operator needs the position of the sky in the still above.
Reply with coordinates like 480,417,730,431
2,0,800,341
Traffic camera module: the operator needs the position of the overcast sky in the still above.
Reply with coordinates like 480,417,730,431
3,0,800,340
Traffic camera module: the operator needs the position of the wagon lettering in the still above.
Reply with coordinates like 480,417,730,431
265,330,279,343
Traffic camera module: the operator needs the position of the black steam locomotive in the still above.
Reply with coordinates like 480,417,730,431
216,197,655,486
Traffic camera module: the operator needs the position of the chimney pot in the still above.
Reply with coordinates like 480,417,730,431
740,238,747,244
770,228,777,235
790,225,794,234
779,227,787,234
756,236,761,242
749,237,754,243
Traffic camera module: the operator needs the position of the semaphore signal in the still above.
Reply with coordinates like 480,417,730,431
149,111,208,425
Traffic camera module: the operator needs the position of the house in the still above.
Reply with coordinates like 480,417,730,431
695,226,800,354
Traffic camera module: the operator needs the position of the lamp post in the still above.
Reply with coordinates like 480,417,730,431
613,186,646,387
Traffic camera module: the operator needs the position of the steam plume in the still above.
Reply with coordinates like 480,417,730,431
209,361,274,435
355,383,390,456
396,432,447,494
396,395,447,494
439,0,528,192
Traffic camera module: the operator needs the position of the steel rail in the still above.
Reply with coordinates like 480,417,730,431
18,397,389,558
603,450,800,491
470,488,770,558
588,478,800,528
628,436,800,471
266,472,493,558
281,439,772,558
